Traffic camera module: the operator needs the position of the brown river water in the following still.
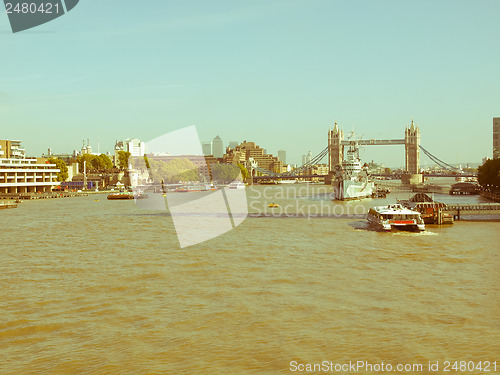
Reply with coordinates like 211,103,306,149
1,185,498,374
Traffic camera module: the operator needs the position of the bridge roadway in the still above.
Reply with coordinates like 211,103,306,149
371,173,477,178
253,173,477,180
342,139,406,146
253,174,325,180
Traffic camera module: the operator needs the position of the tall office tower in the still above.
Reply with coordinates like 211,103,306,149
305,151,312,165
494,117,500,159
212,135,224,158
228,141,238,150
202,142,212,156
125,138,146,157
278,150,286,164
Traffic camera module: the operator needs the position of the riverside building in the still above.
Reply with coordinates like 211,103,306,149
0,139,25,159
0,139,60,195
0,158,60,194
223,141,284,173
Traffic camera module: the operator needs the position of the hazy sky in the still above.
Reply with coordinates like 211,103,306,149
1,0,499,167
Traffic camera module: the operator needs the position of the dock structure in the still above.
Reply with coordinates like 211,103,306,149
443,203,500,220
0,192,90,200
0,201,17,209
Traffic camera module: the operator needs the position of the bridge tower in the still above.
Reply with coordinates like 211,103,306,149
328,122,344,171
404,119,420,174
325,122,344,184
402,119,422,184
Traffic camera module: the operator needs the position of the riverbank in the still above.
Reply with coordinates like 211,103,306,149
0,190,115,201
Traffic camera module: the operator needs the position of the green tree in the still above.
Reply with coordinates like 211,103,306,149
117,151,131,170
210,163,241,184
237,163,249,180
76,154,95,173
47,157,68,182
93,154,113,171
478,158,500,189
75,154,113,173
147,158,200,183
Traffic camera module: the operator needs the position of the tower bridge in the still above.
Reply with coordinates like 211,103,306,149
327,120,421,184
248,119,468,184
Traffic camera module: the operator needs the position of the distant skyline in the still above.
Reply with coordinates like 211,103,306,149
1,0,499,166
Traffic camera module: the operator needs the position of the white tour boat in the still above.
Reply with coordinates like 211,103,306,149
367,204,425,232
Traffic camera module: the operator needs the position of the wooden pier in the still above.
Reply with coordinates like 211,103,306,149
443,203,500,220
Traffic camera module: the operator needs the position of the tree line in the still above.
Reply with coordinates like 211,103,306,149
478,158,500,190
133,156,249,184
47,152,249,184
46,152,122,182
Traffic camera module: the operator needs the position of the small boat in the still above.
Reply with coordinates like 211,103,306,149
202,183,218,191
228,181,245,189
107,192,134,200
367,204,425,232
175,185,204,192
268,202,279,208
0,202,17,209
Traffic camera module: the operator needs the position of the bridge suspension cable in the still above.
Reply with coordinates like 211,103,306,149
419,145,461,172
281,146,329,175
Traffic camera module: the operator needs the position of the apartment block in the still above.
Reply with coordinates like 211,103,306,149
0,140,25,159
0,158,60,194
223,141,283,173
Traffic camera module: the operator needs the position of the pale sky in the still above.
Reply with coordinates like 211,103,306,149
1,0,499,167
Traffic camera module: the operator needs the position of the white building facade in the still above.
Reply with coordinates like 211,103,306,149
0,140,26,159
0,158,60,194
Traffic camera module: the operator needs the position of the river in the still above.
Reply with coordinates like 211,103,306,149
1,185,498,374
